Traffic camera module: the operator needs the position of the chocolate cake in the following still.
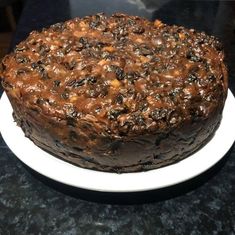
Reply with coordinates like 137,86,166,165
0,13,228,172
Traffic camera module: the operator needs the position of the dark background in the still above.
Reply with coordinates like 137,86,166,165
0,0,235,234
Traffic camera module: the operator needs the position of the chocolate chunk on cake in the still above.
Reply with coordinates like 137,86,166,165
0,13,228,172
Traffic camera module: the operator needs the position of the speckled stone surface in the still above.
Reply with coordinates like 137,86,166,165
1,0,235,234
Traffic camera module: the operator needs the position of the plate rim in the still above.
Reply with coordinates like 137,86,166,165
0,90,235,192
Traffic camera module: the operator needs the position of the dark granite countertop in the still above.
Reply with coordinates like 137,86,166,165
0,0,235,234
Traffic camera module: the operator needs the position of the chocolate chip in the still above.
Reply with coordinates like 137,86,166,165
95,42,107,49
173,33,180,41
90,21,100,29
186,51,201,62
188,73,198,82
64,45,72,54
69,110,78,118
139,102,148,112
63,61,77,70
141,47,153,56
51,22,65,32
108,106,128,120
38,44,50,56
115,67,125,81
108,110,119,120
86,76,97,84
95,107,102,114
162,32,170,38
135,45,153,56
17,68,30,75
102,53,116,60
31,62,50,79
109,65,125,80
115,93,124,104
208,74,216,81
73,78,86,87
16,56,30,64
112,26,128,39
66,78,86,88
36,98,47,105
66,79,77,87
31,62,38,69
214,41,223,51
125,72,139,83
61,91,69,99
132,26,145,34
149,108,168,121
86,89,99,98
90,15,101,29
15,46,26,52
40,70,50,80
100,85,109,97
53,80,61,87
134,115,146,126
74,42,84,51
79,37,91,48
127,19,135,26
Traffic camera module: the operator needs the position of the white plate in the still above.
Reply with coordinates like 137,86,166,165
0,90,235,192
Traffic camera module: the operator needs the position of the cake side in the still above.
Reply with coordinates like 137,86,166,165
0,13,228,172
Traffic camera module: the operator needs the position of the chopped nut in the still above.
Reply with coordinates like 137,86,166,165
70,96,78,102
135,38,144,43
98,59,107,66
102,46,115,52
173,70,180,76
179,33,186,40
154,20,164,28
110,79,121,88
140,56,150,63
146,96,156,105
73,31,85,37
79,21,87,28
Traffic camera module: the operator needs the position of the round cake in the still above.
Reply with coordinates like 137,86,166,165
0,13,228,173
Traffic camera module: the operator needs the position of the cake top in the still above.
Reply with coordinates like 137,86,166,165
1,13,227,136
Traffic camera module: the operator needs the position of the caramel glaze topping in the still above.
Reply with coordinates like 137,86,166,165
1,13,228,138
